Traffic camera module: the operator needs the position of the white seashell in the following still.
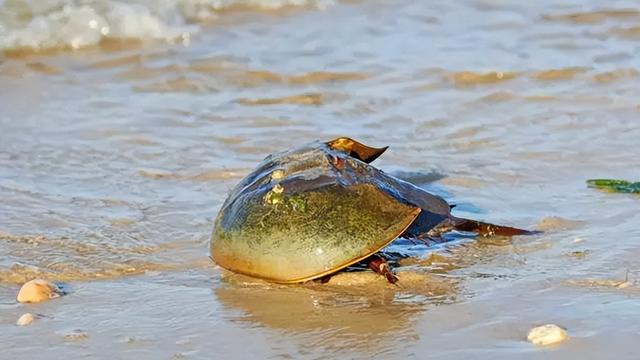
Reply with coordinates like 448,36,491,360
527,324,568,346
16,313,35,326
16,279,64,303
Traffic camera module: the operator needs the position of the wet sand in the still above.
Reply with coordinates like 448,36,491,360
2,0,640,358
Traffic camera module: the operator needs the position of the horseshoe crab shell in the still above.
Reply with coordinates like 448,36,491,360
210,137,529,283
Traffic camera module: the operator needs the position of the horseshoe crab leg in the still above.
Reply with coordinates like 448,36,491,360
366,254,399,284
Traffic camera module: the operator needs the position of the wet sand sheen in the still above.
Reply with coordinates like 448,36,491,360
2,0,640,359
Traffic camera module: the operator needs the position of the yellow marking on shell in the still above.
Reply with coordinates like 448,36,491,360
264,193,281,205
264,183,285,204
271,169,285,180
270,197,282,204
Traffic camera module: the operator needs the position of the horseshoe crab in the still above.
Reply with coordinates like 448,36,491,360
211,137,534,284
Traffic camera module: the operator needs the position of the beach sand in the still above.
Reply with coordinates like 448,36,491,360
1,0,640,358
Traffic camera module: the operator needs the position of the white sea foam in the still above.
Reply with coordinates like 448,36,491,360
0,0,334,52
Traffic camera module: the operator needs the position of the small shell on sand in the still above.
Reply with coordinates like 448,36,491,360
16,279,64,303
527,324,568,346
16,313,35,326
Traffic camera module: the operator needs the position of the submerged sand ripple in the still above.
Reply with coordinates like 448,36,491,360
0,231,211,284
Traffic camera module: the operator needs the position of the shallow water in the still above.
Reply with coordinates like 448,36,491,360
1,0,640,358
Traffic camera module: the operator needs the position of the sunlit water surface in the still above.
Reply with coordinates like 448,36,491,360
1,0,640,358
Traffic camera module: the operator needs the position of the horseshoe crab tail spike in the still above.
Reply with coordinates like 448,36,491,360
452,217,541,236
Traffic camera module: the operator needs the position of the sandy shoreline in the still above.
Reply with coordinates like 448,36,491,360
2,0,640,358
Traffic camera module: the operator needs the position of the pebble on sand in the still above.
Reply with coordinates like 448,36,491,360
16,313,35,326
527,324,568,346
16,279,64,303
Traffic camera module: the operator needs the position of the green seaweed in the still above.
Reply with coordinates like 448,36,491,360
587,179,640,193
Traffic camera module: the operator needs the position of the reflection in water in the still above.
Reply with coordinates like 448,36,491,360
211,220,529,357
210,214,540,355
215,271,457,356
